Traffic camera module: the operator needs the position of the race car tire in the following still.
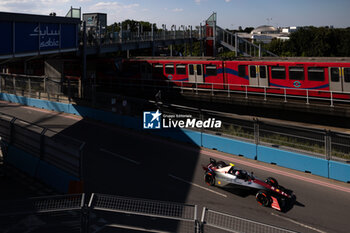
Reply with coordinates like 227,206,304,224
205,172,215,186
265,177,279,188
256,190,272,207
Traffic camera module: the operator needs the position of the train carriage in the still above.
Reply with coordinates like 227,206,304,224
122,57,350,100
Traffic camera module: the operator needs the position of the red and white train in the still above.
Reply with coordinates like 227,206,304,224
122,57,350,99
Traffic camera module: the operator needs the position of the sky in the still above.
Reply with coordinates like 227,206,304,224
0,0,349,29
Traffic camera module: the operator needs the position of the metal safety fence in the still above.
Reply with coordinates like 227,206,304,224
88,193,199,233
0,194,85,233
159,104,350,163
0,194,298,233
201,208,296,233
0,73,81,103
0,112,85,179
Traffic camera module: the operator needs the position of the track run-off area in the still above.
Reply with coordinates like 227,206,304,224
1,101,350,233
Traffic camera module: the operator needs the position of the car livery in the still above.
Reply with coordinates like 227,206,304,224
202,158,296,211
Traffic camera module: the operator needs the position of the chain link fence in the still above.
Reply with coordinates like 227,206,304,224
88,193,199,233
201,208,297,233
0,193,299,233
0,194,84,233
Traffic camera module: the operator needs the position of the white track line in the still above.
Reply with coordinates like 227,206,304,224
168,174,227,198
271,213,327,233
100,148,140,165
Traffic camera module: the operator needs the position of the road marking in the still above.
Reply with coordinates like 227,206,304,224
201,149,350,194
271,213,327,233
168,174,227,198
100,148,141,165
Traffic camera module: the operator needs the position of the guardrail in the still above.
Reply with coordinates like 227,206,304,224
0,193,298,233
0,111,85,192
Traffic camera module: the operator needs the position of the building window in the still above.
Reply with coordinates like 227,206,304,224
271,66,286,79
238,65,246,78
206,65,217,76
165,64,174,74
308,67,324,81
289,67,304,80
176,64,186,75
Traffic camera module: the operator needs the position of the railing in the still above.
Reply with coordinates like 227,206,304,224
216,26,278,57
87,29,200,47
0,72,81,103
0,193,298,233
157,103,350,162
201,208,296,233
96,78,350,106
0,112,85,179
1,73,349,162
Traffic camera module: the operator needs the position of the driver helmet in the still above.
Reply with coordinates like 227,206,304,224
235,171,240,176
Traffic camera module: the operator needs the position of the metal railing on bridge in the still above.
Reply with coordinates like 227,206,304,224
216,26,278,57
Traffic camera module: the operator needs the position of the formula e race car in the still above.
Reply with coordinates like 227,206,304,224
203,158,296,211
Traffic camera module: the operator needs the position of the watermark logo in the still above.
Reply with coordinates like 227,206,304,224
143,110,162,129
143,110,222,130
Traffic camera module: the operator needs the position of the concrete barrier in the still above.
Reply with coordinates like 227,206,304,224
202,133,257,160
257,145,329,177
329,160,350,183
5,145,78,193
5,145,39,177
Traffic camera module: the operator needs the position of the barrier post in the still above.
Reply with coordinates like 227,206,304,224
284,88,287,102
330,91,334,107
264,87,267,101
211,83,214,96
245,85,248,99
254,118,260,146
306,89,309,104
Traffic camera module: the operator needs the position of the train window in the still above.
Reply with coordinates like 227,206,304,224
308,67,324,81
176,64,186,75
249,66,256,78
345,68,350,82
189,64,194,75
330,68,339,82
271,66,286,79
238,65,246,78
260,66,267,79
206,65,217,76
197,65,202,76
154,64,163,74
165,64,174,74
289,67,304,80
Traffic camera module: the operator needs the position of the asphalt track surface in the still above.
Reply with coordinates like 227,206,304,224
1,101,350,233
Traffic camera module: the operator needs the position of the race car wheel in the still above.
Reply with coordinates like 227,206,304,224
256,190,272,207
265,177,279,188
205,172,215,186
